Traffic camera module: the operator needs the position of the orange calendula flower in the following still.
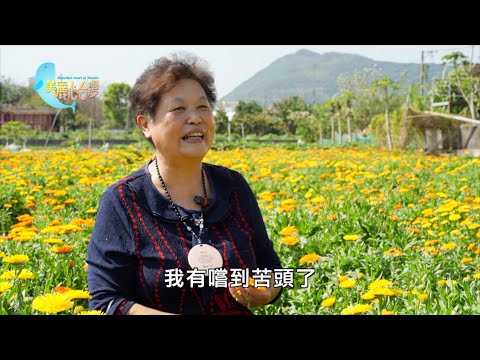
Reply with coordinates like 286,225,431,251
83,219,95,226
299,253,321,264
279,226,299,236
279,236,300,246
50,245,74,254
55,286,72,293
408,227,421,234
52,204,65,212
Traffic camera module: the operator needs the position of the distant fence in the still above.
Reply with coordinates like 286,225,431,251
0,137,372,148
0,138,301,147
0,138,138,147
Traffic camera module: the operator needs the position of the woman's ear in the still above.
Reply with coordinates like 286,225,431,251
136,115,151,139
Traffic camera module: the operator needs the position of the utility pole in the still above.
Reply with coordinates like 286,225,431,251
420,50,425,96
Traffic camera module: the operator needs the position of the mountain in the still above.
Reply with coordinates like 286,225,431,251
221,49,444,106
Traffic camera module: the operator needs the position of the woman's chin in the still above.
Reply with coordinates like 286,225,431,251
179,145,210,159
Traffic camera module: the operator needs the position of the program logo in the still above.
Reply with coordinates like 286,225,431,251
32,62,99,113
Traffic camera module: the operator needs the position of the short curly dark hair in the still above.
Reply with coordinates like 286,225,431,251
129,52,217,122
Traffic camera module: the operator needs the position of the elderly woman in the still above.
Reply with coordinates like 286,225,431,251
86,53,282,315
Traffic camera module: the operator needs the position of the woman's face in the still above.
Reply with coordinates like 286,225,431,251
146,78,215,162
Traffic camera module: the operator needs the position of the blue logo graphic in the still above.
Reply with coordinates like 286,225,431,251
32,62,76,113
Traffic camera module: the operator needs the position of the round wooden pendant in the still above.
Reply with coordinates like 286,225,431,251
188,244,223,270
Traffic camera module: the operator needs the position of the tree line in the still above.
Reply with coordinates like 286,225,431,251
1,51,478,149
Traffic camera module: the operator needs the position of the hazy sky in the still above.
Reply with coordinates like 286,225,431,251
0,45,476,98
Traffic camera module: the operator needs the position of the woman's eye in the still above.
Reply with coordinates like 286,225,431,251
173,107,185,111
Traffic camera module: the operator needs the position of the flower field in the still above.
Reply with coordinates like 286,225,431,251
1,146,479,315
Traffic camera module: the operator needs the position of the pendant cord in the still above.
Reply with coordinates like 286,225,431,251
154,156,207,244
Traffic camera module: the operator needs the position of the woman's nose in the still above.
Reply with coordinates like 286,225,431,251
187,109,203,124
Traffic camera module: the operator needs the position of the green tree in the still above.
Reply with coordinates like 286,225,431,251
337,66,385,131
214,104,229,135
271,96,311,135
441,51,480,119
0,77,35,108
0,121,30,146
103,83,131,129
371,77,400,150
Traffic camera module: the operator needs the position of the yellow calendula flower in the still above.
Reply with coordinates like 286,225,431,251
0,282,13,293
79,310,105,315
341,304,372,315
53,190,67,197
2,254,29,264
381,310,395,315
0,270,16,280
440,243,456,251
343,234,359,241
368,279,393,289
361,292,376,300
31,293,74,314
460,257,473,264
339,279,356,289
418,294,429,302
63,289,91,300
17,269,35,280
321,297,336,307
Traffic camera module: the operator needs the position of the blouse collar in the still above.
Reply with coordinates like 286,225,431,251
132,159,234,224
